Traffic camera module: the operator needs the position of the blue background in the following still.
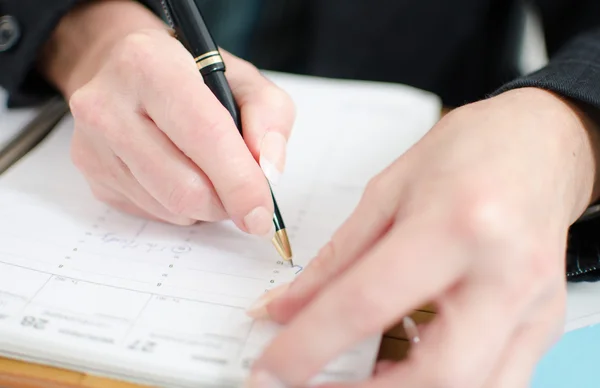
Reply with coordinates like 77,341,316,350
531,324,600,388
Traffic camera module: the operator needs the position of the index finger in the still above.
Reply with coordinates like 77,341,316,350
249,220,467,386
139,37,273,235
222,50,295,162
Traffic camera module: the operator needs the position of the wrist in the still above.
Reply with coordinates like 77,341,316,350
39,0,168,98
512,88,600,224
565,100,600,223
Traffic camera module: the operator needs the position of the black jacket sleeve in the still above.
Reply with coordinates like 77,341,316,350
494,0,600,111
494,0,600,282
0,0,82,108
0,0,162,108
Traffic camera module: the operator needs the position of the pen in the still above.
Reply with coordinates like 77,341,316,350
159,0,293,265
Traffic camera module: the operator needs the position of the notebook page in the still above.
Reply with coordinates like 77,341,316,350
0,72,441,387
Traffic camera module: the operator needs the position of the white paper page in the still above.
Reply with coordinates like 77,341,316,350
0,88,39,149
0,72,441,387
565,282,600,332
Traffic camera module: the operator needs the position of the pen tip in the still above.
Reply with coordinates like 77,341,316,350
272,229,293,265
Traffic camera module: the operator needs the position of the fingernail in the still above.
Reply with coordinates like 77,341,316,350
247,283,291,319
260,131,287,186
244,206,273,237
263,223,275,242
245,370,286,388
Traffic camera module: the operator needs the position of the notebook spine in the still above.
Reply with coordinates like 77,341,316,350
0,97,68,174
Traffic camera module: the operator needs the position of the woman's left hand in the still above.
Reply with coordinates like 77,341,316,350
244,88,600,388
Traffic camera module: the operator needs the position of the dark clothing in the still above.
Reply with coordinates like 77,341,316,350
1,0,599,280
0,0,80,107
245,0,600,111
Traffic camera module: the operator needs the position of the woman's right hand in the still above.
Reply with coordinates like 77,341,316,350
42,0,294,235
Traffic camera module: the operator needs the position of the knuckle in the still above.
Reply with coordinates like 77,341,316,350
261,85,295,118
216,175,269,219
69,88,127,150
226,174,262,205
453,193,516,245
362,173,397,218
69,89,109,130
364,174,388,200
89,185,115,206
308,241,337,273
113,31,157,79
166,177,208,216
69,89,127,149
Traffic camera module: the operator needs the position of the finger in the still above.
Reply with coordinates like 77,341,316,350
250,220,466,386
133,34,273,236
484,292,566,388
71,127,161,222
373,360,396,376
262,171,402,323
223,51,295,185
88,182,161,221
326,296,515,388
107,110,228,222
312,362,396,388
386,281,529,388
70,85,223,223
109,154,197,226
322,324,549,388
73,129,196,226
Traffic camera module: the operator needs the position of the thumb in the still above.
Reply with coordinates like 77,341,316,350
248,172,401,323
223,51,295,186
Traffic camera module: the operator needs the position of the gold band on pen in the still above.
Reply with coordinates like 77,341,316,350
194,51,219,62
194,51,223,70
272,229,293,265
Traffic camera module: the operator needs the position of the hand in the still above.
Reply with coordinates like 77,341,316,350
245,88,600,387
41,1,294,233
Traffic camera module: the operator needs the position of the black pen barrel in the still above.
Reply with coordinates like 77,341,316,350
203,71,242,132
